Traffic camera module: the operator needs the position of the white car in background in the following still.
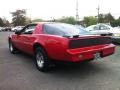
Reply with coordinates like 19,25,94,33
86,24,120,43
86,24,120,36
75,25,96,36
0,27,2,32
11,26,24,32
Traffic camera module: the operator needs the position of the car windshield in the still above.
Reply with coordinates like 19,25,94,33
44,23,80,37
86,25,96,30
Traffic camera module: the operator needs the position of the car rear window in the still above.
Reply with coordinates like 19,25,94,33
43,23,80,37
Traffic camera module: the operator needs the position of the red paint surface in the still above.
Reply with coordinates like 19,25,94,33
9,23,115,62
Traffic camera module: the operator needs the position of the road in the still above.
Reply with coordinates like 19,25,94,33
0,32,120,90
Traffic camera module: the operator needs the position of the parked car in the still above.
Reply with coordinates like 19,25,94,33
114,26,120,29
86,24,120,35
0,27,2,32
2,27,11,31
86,23,120,43
8,22,115,72
11,26,24,32
76,25,95,35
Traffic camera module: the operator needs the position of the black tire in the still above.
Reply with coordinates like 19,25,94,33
9,40,18,54
35,47,51,72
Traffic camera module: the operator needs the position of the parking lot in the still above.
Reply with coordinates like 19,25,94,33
0,32,120,90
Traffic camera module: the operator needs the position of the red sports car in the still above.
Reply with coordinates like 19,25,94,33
8,22,115,71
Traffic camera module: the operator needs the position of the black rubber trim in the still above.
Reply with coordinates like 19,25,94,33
69,37,112,49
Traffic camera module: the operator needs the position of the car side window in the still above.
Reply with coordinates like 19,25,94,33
43,24,65,36
22,24,36,34
93,26,99,30
99,25,110,30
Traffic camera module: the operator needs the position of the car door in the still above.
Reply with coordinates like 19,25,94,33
15,24,37,54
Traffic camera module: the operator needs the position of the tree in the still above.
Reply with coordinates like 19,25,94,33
111,17,120,27
83,16,97,26
111,20,120,27
57,16,76,24
104,13,115,23
98,14,105,23
2,18,10,26
83,13,115,26
11,9,27,26
0,17,10,27
0,18,4,27
98,13,115,23
32,18,43,22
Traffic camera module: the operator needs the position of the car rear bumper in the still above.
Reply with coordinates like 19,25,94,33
66,44,115,62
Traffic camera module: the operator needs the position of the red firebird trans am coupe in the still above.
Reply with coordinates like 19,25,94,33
8,22,115,71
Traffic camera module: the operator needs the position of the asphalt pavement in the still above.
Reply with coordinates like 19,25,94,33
0,32,120,90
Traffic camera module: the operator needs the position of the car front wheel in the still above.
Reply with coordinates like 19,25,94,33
9,40,18,54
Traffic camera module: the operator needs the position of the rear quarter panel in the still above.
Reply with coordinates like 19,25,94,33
34,34,69,60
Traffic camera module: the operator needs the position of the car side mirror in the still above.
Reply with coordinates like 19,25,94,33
15,30,21,35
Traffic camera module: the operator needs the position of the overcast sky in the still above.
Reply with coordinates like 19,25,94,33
0,0,120,21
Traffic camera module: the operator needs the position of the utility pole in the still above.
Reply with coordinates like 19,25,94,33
76,0,79,23
97,5,100,23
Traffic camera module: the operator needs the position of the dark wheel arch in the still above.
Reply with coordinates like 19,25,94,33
33,43,47,54
9,39,18,54
33,43,55,72
34,46,51,72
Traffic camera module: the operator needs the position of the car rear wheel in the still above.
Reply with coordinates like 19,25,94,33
9,40,18,54
35,47,51,72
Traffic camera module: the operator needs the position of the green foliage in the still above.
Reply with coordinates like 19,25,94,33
8,10,120,27
0,18,4,26
84,16,97,26
83,13,115,27
0,17,10,27
111,19,120,27
105,13,115,22
98,13,115,23
32,19,43,22
98,14,105,23
57,16,76,24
